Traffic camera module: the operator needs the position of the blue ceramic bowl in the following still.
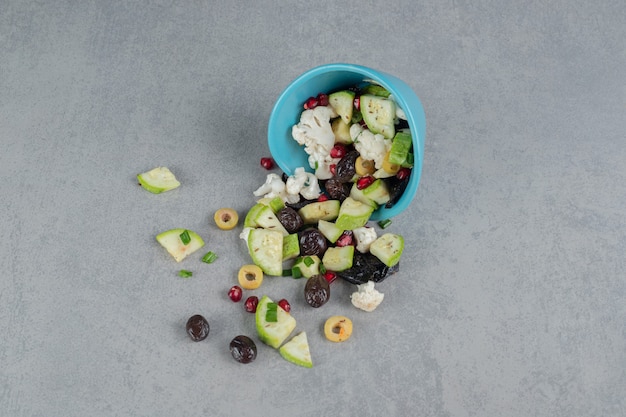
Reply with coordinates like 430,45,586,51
268,63,426,220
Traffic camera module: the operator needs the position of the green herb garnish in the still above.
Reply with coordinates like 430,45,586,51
303,256,314,267
179,230,191,245
266,302,278,322
201,251,217,264
178,270,193,278
378,219,392,229
291,266,302,279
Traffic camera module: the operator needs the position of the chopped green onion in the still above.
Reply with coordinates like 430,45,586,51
291,266,302,279
201,251,217,264
179,230,191,245
378,219,392,229
266,302,278,322
303,256,314,267
178,270,193,278
319,264,326,274
282,269,292,277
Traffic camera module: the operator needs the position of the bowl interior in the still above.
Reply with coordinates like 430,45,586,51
268,63,425,220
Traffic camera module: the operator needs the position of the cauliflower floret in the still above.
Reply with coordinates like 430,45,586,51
239,227,252,244
253,173,298,203
352,226,378,253
286,167,322,200
292,106,338,177
350,124,391,170
350,281,384,312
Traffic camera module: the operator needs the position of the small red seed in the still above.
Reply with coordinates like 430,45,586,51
244,296,258,313
356,175,375,190
260,157,274,170
324,271,337,284
329,164,337,176
330,144,347,159
228,285,243,302
335,231,354,247
277,298,291,313
397,167,411,180
317,93,329,107
317,194,329,202
353,96,360,110
303,97,319,110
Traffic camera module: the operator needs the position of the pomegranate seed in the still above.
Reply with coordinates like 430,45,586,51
317,93,329,107
277,299,291,313
324,271,337,284
356,175,375,190
397,167,411,180
329,164,337,176
244,296,258,313
353,96,360,110
303,96,319,110
317,194,329,202
260,157,274,170
228,285,242,302
330,144,347,159
336,231,354,247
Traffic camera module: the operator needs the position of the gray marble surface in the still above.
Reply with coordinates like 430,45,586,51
1,1,624,416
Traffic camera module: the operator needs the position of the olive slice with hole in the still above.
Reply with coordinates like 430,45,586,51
324,315,353,342
214,208,239,230
238,264,264,290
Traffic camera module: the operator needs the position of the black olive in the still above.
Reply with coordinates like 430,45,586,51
336,251,399,285
229,335,257,364
304,274,330,308
299,228,328,257
277,207,304,233
385,176,410,208
324,177,350,201
186,314,210,341
334,150,359,182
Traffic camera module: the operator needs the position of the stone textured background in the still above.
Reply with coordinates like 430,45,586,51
1,1,624,416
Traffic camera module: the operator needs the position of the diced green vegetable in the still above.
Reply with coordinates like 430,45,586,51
178,270,193,278
266,302,278,322
179,230,191,245
201,251,218,264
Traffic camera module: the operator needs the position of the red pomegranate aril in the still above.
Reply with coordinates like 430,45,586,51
260,157,274,170
228,285,243,302
303,96,319,110
356,175,375,190
324,271,337,284
329,164,337,176
353,96,360,110
336,231,354,247
244,296,258,313
397,167,411,180
277,298,291,313
317,93,329,107
330,144,347,159
317,194,329,202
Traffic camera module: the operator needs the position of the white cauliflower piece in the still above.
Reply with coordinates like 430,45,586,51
286,167,322,200
239,227,252,244
352,226,378,253
253,173,294,202
292,106,337,176
351,125,392,170
350,281,384,312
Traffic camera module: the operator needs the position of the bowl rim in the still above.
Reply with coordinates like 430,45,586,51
268,63,426,220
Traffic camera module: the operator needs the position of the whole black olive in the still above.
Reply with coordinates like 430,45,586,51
277,207,304,233
299,228,328,257
336,251,399,285
186,314,210,341
334,150,359,182
229,335,257,364
304,274,330,308
324,177,350,201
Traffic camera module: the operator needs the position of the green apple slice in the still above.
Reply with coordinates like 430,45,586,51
297,200,341,224
360,94,396,139
256,295,296,349
137,167,180,194
369,233,404,267
282,233,300,260
247,228,283,276
156,228,204,262
322,245,354,272
335,197,375,230
317,219,344,243
279,332,313,368
254,205,289,236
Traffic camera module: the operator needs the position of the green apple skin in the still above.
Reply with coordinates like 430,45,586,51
256,295,297,349
156,228,204,262
279,332,313,368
